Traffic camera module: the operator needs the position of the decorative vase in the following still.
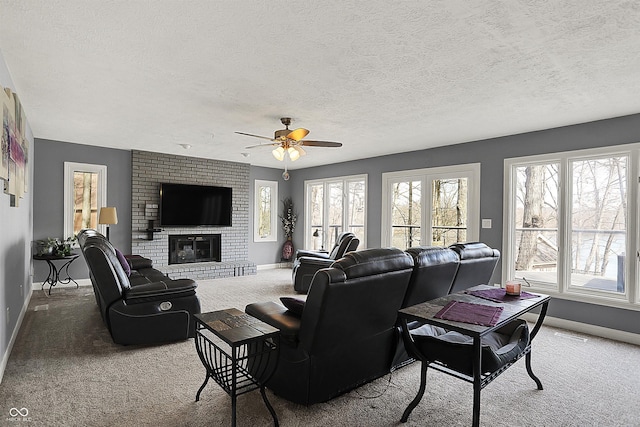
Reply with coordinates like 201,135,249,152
282,238,294,261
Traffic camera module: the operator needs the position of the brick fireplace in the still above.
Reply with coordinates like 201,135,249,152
130,150,256,280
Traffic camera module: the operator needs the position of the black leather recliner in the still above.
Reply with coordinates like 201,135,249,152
448,242,500,293
77,229,201,345
246,248,414,405
291,231,359,293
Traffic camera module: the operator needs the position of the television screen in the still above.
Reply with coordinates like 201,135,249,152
160,183,232,227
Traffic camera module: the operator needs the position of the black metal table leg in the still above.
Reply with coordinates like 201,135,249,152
525,300,549,390
401,361,428,422
41,260,55,292
195,375,209,402
525,351,543,390
260,386,279,427
472,336,482,427
58,258,79,288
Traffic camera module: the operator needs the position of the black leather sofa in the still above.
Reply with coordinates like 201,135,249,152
246,242,501,405
291,232,359,293
247,248,414,405
77,229,201,345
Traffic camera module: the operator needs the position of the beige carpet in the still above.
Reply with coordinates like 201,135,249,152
1,268,639,426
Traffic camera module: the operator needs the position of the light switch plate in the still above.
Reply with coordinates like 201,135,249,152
482,219,492,229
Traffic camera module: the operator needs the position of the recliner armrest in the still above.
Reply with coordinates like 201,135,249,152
246,301,301,345
123,279,197,304
297,256,334,268
296,250,330,260
125,255,154,270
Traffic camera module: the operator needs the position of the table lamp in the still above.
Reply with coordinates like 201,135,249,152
99,207,118,240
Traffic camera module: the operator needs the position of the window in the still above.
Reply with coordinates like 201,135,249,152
504,146,639,308
382,164,480,249
304,175,367,251
63,162,107,239
254,180,278,242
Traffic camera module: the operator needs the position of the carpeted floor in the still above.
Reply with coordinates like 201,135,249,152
1,268,639,426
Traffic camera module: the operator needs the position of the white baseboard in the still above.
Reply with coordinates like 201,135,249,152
0,287,32,384
31,278,92,291
257,263,292,270
521,312,640,346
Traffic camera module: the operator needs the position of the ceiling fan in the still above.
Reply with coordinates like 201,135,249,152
236,117,342,162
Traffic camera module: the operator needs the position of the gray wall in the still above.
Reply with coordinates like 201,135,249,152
32,139,131,282
0,49,34,379
249,166,293,265
287,113,640,335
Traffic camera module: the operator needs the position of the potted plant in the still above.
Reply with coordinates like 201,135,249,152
35,236,77,257
280,198,297,261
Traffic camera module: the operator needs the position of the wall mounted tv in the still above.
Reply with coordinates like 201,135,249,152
160,183,232,227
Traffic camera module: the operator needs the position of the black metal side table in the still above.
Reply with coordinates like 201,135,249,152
33,253,80,295
399,285,550,427
193,308,280,427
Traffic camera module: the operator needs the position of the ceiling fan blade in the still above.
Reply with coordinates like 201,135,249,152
245,142,279,149
235,131,276,141
287,128,309,141
300,140,342,147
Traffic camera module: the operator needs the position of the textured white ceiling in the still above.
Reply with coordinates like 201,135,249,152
1,1,639,169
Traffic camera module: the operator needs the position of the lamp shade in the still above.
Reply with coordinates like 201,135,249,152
99,207,118,225
272,146,286,161
287,146,300,161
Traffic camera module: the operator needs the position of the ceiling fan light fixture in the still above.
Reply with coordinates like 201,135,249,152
287,146,301,161
272,146,286,161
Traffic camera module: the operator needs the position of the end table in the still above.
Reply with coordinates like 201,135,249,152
33,252,80,295
193,308,280,427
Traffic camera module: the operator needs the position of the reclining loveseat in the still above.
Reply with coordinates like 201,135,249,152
77,229,201,345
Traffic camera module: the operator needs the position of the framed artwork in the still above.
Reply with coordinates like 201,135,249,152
0,84,29,205
1,90,10,181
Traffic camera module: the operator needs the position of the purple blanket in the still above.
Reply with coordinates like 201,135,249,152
434,301,503,327
467,288,539,303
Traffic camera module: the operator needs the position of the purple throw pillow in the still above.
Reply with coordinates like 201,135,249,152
115,248,131,277
280,297,305,316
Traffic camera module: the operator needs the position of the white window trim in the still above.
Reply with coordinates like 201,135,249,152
254,179,278,242
381,163,481,248
304,174,368,250
63,162,107,239
502,143,640,310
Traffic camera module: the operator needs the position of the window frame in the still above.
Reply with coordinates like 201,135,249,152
304,174,368,251
381,163,481,248
254,179,278,242
503,144,640,310
63,162,107,239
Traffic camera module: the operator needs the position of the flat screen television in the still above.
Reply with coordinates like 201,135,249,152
160,183,232,227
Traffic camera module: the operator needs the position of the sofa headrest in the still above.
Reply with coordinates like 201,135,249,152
329,232,356,259
330,248,414,280
81,233,131,290
449,242,500,260
406,246,460,267
77,228,103,249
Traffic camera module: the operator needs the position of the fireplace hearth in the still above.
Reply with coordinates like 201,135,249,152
169,234,221,265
